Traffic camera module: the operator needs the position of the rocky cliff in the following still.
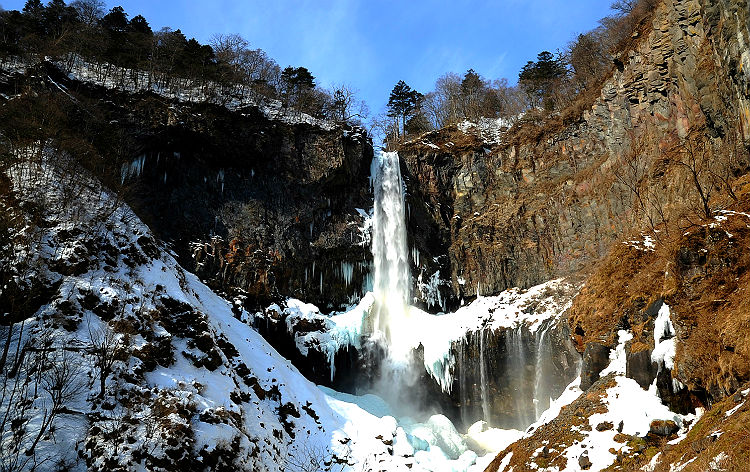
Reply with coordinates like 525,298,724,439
1,61,375,311
399,0,749,311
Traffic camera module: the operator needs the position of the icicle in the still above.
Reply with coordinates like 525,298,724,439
341,262,354,286
216,169,225,194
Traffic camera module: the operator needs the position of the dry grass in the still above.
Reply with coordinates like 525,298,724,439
568,176,750,400
648,382,750,472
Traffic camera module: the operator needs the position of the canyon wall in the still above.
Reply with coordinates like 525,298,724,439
399,0,749,310
36,63,376,310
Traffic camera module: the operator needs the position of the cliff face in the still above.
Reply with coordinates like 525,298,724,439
32,63,375,310
399,0,749,309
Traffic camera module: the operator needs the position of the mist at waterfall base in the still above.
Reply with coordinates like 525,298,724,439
298,150,584,470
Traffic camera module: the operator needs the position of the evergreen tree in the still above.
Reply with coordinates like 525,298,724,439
101,5,128,32
281,66,314,90
460,69,485,121
22,0,44,17
280,66,315,108
129,14,151,35
387,80,423,137
518,50,567,110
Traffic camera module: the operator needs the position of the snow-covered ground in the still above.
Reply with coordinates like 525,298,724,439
50,54,338,131
489,323,701,472
2,152,706,472
456,117,515,144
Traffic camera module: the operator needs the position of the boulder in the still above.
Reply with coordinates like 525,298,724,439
580,343,612,391
649,419,679,437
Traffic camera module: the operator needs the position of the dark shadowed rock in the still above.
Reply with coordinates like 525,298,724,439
626,348,658,389
578,452,592,470
596,421,613,431
580,343,611,391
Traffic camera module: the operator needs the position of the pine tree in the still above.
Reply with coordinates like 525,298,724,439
387,80,423,137
281,66,314,90
518,50,567,110
129,15,152,35
22,0,44,16
460,69,484,121
102,6,128,32
281,66,315,107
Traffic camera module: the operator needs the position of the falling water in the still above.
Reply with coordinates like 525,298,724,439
458,340,468,426
506,326,533,428
533,322,551,419
370,151,412,362
479,329,491,425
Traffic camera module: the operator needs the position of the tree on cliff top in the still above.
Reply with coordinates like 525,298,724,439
518,50,567,110
387,80,423,138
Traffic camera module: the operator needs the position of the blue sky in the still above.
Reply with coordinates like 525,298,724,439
2,0,614,116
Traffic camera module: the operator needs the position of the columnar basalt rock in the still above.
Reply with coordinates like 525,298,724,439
398,0,750,310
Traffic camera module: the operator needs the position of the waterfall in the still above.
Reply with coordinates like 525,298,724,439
533,321,551,419
479,329,490,426
458,340,468,427
506,326,533,429
370,151,412,362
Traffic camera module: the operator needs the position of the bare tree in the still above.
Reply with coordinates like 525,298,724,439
25,348,84,456
1,331,83,472
671,128,715,221
286,443,352,472
70,0,105,27
612,132,669,240
86,318,124,399
326,84,368,124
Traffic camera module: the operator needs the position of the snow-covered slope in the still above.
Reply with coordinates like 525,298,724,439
0,155,472,471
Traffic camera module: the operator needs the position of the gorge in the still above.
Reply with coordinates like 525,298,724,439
1,0,749,470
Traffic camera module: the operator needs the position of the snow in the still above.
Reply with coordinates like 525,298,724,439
493,452,514,472
417,270,445,311
725,401,744,417
531,377,584,428
280,293,373,381
557,373,696,471
600,330,633,377
3,149,709,472
624,233,657,251
456,117,515,144
652,303,676,370
414,278,576,392
50,54,341,131
260,278,575,394
709,452,729,469
317,387,519,471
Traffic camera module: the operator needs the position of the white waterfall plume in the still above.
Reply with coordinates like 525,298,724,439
370,151,413,363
